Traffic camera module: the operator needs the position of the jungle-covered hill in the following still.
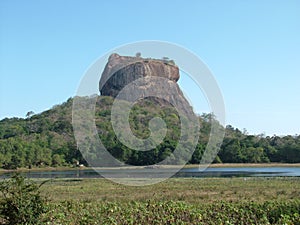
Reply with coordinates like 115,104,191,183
0,96,299,169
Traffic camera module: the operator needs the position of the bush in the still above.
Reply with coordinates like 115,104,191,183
41,200,300,224
0,174,48,225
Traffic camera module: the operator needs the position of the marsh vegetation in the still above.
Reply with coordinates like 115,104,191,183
2,175,299,224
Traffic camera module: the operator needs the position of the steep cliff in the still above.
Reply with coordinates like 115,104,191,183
99,53,193,115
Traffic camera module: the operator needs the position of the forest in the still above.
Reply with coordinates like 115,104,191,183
0,96,299,169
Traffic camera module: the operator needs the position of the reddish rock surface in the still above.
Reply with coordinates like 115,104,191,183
99,53,193,115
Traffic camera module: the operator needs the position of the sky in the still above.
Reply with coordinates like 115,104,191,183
0,0,299,136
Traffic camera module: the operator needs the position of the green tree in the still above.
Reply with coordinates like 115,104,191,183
243,147,266,163
26,111,35,118
219,139,243,163
52,154,65,166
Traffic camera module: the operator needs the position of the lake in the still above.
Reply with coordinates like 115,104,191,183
1,166,300,179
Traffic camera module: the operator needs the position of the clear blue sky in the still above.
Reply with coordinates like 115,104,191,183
1,0,299,136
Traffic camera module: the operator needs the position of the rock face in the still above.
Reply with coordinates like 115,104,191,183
99,53,194,115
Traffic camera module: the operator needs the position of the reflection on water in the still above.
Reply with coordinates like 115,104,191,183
0,167,300,179
175,167,300,178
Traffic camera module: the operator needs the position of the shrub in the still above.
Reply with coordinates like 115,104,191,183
0,174,48,225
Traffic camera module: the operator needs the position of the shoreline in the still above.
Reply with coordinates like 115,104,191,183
1,163,300,173
204,163,300,168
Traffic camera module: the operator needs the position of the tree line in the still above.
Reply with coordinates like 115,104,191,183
0,96,299,169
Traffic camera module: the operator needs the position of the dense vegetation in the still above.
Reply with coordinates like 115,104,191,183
40,200,299,225
0,174,47,224
1,176,300,224
0,96,299,169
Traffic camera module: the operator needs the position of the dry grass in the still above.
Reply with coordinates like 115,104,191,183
40,177,300,204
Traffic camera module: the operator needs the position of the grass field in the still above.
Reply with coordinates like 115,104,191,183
40,177,300,204
1,173,300,224
32,177,300,224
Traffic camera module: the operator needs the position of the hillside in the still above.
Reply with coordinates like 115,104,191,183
0,96,299,169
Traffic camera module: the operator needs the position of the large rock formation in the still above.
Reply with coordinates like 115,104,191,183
99,53,194,115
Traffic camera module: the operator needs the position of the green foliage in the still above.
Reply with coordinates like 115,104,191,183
0,174,47,225
40,200,300,225
0,96,299,169
0,97,81,169
95,97,183,165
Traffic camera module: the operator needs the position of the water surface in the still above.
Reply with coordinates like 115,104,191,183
1,166,300,179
